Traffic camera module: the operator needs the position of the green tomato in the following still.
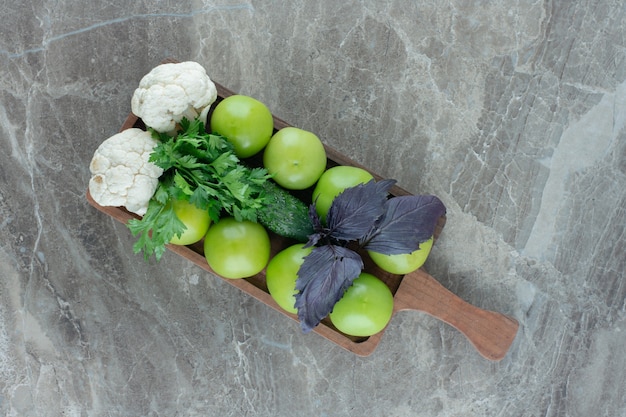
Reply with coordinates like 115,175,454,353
203,217,270,279
210,95,274,158
263,127,327,190
312,166,374,223
329,272,394,337
368,236,434,275
265,243,313,314
169,198,211,246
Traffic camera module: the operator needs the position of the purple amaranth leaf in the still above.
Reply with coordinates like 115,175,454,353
304,203,325,248
308,203,324,233
326,179,396,242
294,245,364,333
362,195,446,255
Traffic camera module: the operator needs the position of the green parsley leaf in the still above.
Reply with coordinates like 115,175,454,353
127,184,186,261
128,117,271,261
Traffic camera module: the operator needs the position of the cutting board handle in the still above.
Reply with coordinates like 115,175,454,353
393,269,519,361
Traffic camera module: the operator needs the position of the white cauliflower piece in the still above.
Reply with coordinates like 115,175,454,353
131,61,217,133
89,128,163,216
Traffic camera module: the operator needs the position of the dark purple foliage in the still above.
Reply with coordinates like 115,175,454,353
294,178,446,332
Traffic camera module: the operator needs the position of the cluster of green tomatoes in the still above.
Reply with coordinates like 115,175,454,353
167,94,433,337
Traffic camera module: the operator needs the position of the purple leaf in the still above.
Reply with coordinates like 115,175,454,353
304,204,324,248
294,245,364,333
363,195,446,255
326,179,396,242
309,203,324,233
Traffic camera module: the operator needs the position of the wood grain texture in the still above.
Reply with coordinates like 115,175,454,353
394,269,518,361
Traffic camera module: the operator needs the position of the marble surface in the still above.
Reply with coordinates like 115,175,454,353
1,1,625,416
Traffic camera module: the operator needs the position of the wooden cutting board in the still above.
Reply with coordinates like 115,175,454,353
86,73,518,360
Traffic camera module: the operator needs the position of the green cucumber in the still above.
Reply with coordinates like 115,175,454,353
258,181,314,242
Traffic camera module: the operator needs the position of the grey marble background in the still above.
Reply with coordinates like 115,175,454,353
1,1,625,416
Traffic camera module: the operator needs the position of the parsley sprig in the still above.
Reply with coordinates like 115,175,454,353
127,118,271,261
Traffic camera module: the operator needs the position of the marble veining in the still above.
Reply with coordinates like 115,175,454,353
1,1,625,416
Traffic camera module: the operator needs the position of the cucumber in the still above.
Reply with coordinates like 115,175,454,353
258,181,314,242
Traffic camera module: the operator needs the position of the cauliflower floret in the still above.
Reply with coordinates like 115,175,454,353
89,128,163,216
131,61,217,133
